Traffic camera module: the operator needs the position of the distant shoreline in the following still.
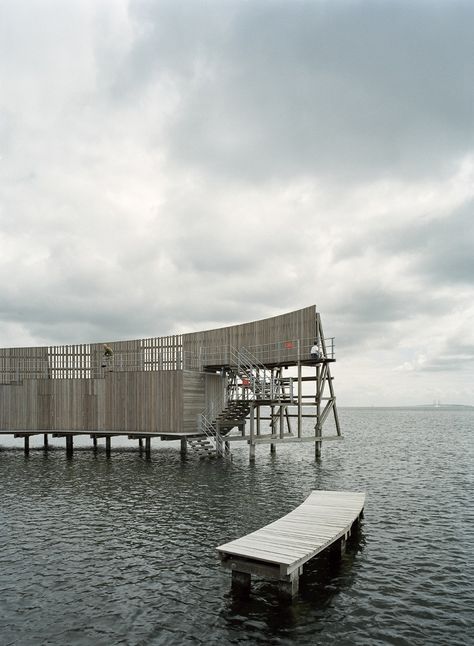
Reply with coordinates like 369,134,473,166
341,404,474,409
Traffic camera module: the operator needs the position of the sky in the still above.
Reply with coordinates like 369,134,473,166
0,0,473,406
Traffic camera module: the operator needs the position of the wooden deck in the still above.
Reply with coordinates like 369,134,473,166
217,490,365,597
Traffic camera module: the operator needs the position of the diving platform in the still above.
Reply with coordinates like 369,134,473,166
217,490,365,598
0,305,342,462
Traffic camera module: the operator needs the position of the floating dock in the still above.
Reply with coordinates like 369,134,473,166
217,490,365,597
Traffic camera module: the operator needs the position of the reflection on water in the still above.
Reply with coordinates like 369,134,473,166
0,408,473,645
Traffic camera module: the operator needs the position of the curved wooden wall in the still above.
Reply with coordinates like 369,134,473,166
0,305,317,434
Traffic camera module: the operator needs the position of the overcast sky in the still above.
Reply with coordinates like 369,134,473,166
1,0,473,406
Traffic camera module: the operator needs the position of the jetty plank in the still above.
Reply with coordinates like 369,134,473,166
217,490,365,597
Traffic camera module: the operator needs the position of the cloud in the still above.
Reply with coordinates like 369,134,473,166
0,0,473,405
120,0,474,183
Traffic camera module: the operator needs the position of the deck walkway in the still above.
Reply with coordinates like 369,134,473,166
217,490,365,597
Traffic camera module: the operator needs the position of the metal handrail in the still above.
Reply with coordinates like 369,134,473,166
197,411,226,457
0,337,336,379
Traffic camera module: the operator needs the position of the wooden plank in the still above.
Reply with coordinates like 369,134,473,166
217,490,365,575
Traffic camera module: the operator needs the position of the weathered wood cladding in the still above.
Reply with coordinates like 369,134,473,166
0,372,183,433
104,372,182,433
0,306,319,435
182,371,206,433
183,305,317,366
0,335,183,383
0,346,49,383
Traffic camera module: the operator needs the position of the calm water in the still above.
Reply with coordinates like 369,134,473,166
0,408,473,645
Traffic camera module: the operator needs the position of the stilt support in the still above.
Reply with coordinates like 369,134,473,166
180,438,187,456
24,435,30,455
66,435,73,455
105,436,111,456
145,436,151,457
43,434,48,450
249,443,256,462
231,570,251,594
340,534,347,556
278,574,299,599
270,443,276,454
92,436,97,449
315,439,322,459
139,438,143,449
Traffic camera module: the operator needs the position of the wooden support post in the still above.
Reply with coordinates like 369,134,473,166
270,403,276,453
278,573,299,599
43,434,49,450
297,359,302,438
139,438,143,449
145,436,151,457
24,435,29,455
339,535,347,556
315,363,322,459
256,405,261,436
249,404,255,462
92,435,97,449
231,570,251,594
249,443,256,461
279,405,284,439
66,435,73,455
216,422,223,458
105,436,111,456
180,438,187,456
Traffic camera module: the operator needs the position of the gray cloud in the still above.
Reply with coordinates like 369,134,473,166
0,0,473,404
118,0,474,183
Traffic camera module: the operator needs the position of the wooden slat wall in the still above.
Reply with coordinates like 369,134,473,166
182,371,206,433
0,346,49,383
205,373,226,416
104,371,182,433
0,306,318,434
182,305,317,365
0,372,183,433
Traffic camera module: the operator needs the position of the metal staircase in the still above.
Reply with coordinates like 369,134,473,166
188,346,294,458
230,346,288,401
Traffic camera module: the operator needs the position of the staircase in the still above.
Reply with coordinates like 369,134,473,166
189,345,293,459
215,400,251,433
187,436,218,458
230,346,282,400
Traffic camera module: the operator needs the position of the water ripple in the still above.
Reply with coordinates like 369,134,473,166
0,408,473,645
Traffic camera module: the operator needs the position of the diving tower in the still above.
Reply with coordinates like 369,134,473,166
0,305,341,461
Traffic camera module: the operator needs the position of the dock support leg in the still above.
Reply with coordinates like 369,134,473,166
43,434,48,450
339,534,347,556
231,570,251,594
270,443,276,454
24,436,30,455
180,438,187,456
315,438,322,460
278,574,299,599
139,438,143,449
92,436,97,449
66,435,73,455
249,404,255,462
105,436,111,456
249,443,256,462
145,437,151,457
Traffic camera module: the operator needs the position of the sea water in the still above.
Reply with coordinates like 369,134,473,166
0,407,472,645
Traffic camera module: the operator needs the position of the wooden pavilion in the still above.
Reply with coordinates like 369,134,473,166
0,305,341,460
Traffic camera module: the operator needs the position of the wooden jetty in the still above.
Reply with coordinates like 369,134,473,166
217,490,365,597
0,305,342,461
